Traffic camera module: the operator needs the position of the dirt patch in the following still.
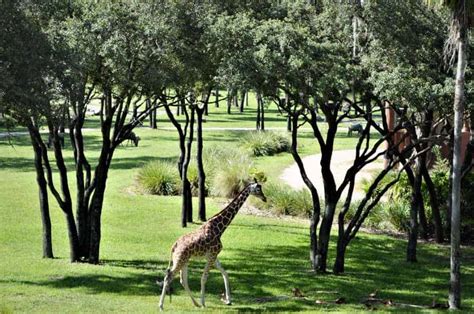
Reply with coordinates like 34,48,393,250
279,149,385,200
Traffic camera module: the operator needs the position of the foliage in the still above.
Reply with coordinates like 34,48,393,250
0,115,17,130
251,182,312,217
240,131,290,156
137,146,261,199
344,201,396,231
359,158,474,239
363,0,452,114
137,161,180,195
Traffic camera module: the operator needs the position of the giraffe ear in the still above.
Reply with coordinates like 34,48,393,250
253,177,258,184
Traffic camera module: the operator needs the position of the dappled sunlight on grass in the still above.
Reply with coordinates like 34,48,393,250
1,112,472,312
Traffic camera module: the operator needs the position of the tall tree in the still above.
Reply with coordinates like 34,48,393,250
426,0,473,308
0,0,57,259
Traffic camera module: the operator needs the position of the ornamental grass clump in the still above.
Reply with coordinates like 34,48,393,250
252,182,313,217
207,147,253,198
241,131,290,156
137,161,180,195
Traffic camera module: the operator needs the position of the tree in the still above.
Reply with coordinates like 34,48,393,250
426,0,473,308
0,0,57,259
364,0,452,261
153,0,221,226
2,0,165,263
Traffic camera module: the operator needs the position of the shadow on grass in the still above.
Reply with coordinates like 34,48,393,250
6,232,472,312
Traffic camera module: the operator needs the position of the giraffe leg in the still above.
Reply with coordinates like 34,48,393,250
159,268,174,311
180,264,200,307
200,258,214,307
215,259,232,305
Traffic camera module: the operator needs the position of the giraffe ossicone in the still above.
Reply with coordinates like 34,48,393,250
158,182,266,311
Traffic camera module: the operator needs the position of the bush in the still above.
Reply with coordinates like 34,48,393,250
252,182,313,217
209,155,252,198
137,146,263,199
386,202,411,232
136,161,180,195
240,131,290,156
343,201,394,231
204,145,259,198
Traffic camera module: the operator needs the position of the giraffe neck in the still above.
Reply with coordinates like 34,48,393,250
209,185,251,236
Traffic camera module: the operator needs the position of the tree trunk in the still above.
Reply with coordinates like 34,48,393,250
290,112,321,271
88,182,106,264
233,94,238,107
70,120,91,259
182,106,195,226
316,202,336,272
50,126,81,262
30,130,54,259
227,89,232,114
163,103,190,227
239,90,245,113
422,165,444,243
449,34,466,311
333,239,346,274
407,160,421,263
196,107,206,222
215,88,219,108
256,93,261,130
417,162,429,240
151,103,157,129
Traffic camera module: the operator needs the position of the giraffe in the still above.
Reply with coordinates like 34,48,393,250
158,181,266,311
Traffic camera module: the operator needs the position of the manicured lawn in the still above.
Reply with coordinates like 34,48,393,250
1,107,472,312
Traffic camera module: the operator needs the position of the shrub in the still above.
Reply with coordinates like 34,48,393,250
386,202,411,232
252,182,313,217
136,161,180,195
343,201,393,231
204,145,262,198
137,146,264,199
240,131,290,156
210,159,252,197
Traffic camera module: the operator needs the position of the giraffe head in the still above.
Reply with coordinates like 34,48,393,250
249,181,266,202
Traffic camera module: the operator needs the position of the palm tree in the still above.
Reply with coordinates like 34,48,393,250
426,0,472,309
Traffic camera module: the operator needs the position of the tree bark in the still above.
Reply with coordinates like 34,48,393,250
182,106,195,225
256,93,261,130
29,128,54,259
316,202,336,272
196,106,206,222
239,90,245,113
163,102,191,227
227,89,232,114
49,125,81,262
407,160,420,263
449,34,466,311
290,112,320,271
422,165,444,243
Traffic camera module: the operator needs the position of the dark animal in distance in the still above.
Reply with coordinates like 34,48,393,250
347,123,363,137
124,131,140,147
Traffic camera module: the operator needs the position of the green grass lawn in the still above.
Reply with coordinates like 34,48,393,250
1,108,472,312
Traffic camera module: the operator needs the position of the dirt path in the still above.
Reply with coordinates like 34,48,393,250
279,149,385,200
